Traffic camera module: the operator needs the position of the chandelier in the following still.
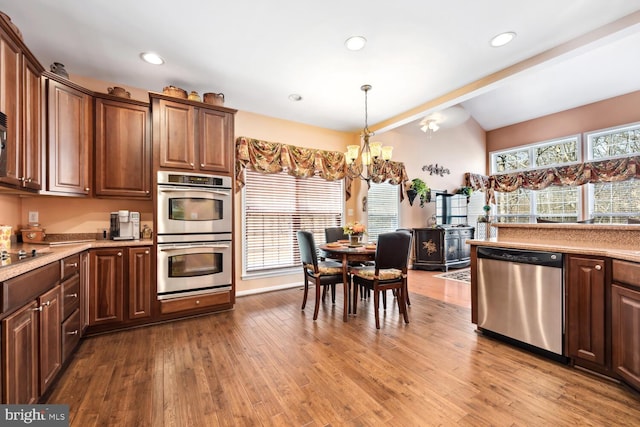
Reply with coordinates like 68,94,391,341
345,84,393,185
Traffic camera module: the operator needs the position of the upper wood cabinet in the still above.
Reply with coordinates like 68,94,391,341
0,20,44,191
94,95,151,198
151,93,236,175
44,72,93,196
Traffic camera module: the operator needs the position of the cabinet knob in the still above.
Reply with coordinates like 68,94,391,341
18,177,25,182
595,264,602,271
32,306,43,312
117,252,123,257
190,162,194,167
43,300,51,307
66,293,78,298
145,190,150,194
145,250,149,254
195,300,200,305
84,187,90,192
66,330,79,336
200,163,205,167
66,262,78,268
26,177,32,183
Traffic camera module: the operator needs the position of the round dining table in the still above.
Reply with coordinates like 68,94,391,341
318,242,376,321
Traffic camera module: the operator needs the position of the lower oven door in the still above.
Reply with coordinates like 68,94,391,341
157,241,232,300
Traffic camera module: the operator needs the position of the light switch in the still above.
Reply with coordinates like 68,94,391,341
347,208,354,216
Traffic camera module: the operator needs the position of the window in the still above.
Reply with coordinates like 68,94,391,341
367,182,399,241
491,136,580,222
243,170,343,276
587,123,640,222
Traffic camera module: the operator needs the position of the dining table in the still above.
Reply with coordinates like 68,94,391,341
318,241,377,321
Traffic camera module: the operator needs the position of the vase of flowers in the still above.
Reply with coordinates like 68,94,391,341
343,221,366,245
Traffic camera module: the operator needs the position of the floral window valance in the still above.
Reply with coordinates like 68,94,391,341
235,136,408,200
465,155,640,204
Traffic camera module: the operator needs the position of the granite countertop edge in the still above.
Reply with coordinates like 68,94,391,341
0,239,153,282
467,238,640,264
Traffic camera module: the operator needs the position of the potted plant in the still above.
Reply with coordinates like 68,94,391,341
406,178,430,208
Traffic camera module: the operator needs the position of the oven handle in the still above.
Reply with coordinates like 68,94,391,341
159,188,230,196
160,244,230,251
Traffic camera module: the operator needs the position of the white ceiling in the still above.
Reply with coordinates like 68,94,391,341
1,0,639,133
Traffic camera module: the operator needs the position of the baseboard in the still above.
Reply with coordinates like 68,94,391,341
236,281,304,297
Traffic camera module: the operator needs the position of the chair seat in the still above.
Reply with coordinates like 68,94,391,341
305,261,343,275
351,266,402,281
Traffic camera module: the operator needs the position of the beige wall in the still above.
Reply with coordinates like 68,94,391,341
0,194,22,232
486,90,640,164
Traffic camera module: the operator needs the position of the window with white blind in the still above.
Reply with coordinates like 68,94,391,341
243,170,344,276
367,182,399,241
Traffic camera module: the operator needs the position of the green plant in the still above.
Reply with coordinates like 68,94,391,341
407,178,430,208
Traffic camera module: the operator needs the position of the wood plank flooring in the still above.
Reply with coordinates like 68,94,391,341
47,271,640,426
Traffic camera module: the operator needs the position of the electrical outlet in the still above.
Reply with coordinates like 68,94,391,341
28,211,39,223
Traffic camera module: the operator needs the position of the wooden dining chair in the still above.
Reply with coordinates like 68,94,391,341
296,230,346,320
325,226,348,243
351,231,411,329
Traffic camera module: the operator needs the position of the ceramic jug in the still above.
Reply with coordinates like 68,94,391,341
50,62,69,78
203,92,225,105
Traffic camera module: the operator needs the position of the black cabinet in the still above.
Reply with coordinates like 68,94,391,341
413,226,474,271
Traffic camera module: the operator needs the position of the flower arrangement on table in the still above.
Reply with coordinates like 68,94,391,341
343,222,367,245
343,221,366,236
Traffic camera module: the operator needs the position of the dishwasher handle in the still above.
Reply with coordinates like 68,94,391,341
477,246,563,268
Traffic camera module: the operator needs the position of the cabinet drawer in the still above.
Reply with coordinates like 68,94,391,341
61,254,80,281
1,262,60,314
61,274,80,320
160,291,231,315
612,259,640,289
61,308,81,362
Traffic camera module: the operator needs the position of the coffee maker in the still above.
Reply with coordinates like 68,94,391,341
110,210,140,240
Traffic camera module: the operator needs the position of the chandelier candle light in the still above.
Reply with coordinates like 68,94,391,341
345,85,393,187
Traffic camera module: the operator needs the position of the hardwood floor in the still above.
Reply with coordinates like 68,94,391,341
47,271,640,426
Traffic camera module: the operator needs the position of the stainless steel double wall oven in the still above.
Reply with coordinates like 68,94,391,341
156,171,232,300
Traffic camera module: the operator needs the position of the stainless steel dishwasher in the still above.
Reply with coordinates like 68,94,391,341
477,246,565,360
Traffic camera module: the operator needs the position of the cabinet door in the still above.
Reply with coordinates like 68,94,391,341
95,98,151,198
47,78,91,195
157,99,195,170
38,285,61,395
89,248,124,325
2,300,39,404
21,58,42,190
128,247,152,320
444,231,460,262
0,30,22,188
567,256,607,367
611,284,640,390
198,108,232,173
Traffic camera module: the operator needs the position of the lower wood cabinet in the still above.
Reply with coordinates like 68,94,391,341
566,255,608,372
2,284,61,404
88,246,152,332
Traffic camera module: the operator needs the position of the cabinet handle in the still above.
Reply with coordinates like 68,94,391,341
66,330,79,336
595,264,602,271
117,252,122,256
32,306,43,312
66,293,78,298
66,262,78,268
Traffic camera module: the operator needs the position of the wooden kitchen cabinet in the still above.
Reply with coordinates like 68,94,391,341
151,93,235,174
0,20,44,191
611,259,640,391
88,246,152,333
1,263,61,404
566,255,608,372
60,253,81,363
94,96,151,198
45,72,93,195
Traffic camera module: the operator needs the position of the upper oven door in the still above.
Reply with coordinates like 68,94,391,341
157,185,232,235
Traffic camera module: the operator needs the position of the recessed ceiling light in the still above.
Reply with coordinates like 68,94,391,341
288,93,303,102
140,52,165,65
490,31,516,47
345,36,367,51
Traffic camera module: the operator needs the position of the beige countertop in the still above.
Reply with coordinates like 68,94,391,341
0,239,153,282
468,222,640,263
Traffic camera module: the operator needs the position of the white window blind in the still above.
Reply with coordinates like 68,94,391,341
243,170,343,273
367,182,399,241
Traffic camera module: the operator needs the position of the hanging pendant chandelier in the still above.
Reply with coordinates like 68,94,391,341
345,84,393,186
